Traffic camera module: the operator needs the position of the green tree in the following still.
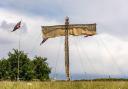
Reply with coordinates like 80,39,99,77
0,58,10,80
7,49,34,80
32,56,51,80
0,49,51,81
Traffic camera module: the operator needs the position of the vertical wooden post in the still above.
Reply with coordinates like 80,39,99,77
65,16,70,81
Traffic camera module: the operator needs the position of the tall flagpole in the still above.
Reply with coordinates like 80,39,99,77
12,20,22,81
65,16,70,81
17,20,22,81
17,30,20,81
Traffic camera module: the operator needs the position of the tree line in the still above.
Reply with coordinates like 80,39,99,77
0,49,51,81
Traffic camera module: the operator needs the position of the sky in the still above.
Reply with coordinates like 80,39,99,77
0,0,128,79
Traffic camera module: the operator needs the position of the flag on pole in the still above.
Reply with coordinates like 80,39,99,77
11,21,21,32
40,38,48,45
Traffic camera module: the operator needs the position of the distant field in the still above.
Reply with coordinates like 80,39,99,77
0,81,128,89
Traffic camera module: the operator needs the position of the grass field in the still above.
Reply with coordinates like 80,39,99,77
0,81,128,89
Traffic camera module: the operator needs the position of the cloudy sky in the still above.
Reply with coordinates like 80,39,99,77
0,0,128,79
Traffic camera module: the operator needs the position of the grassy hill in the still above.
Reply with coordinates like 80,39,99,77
1,80,128,89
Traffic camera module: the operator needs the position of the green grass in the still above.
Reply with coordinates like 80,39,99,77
0,81,128,89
